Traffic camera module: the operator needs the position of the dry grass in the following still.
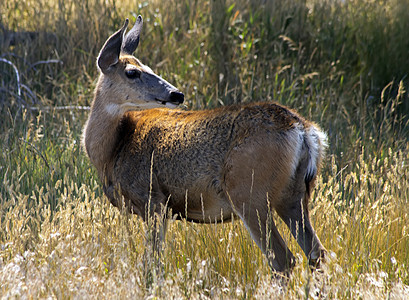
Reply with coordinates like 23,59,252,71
1,0,409,298
1,137,408,298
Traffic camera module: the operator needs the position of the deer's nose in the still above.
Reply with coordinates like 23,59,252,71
169,91,184,104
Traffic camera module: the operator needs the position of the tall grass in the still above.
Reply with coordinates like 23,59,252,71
1,0,409,298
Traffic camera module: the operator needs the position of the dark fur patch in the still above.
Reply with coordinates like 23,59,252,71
112,114,136,160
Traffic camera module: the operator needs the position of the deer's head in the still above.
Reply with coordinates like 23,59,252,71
96,16,184,115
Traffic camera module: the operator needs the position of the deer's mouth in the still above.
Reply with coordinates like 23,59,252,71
155,100,179,108
155,91,184,108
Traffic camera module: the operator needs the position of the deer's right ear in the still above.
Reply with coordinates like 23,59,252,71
122,15,143,55
97,19,129,73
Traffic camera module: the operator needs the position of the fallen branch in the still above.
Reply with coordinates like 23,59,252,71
29,105,90,111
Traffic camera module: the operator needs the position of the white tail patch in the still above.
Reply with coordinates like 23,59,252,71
305,125,328,181
287,124,305,178
286,124,327,183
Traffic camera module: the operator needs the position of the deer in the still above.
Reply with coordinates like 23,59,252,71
82,15,327,274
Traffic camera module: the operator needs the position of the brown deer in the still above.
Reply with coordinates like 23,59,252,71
83,16,327,274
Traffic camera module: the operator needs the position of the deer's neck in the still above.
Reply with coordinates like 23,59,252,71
82,94,123,178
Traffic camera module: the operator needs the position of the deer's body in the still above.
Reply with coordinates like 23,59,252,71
83,16,327,273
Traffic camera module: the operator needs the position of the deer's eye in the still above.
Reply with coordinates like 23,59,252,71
125,69,141,79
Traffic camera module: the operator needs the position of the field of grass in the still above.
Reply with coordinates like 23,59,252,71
1,0,409,298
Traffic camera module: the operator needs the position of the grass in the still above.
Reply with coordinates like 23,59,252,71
1,0,409,298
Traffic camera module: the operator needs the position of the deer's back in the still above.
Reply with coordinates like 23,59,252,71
109,102,306,218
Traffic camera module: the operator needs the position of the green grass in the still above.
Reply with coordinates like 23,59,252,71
1,0,409,298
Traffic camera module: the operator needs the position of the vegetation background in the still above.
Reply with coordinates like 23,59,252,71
1,0,408,298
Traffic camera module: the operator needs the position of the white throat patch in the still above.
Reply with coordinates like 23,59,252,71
104,103,121,116
105,103,143,117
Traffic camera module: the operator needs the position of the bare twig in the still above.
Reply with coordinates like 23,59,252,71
30,59,63,71
20,84,38,104
0,57,21,96
1,53,30,68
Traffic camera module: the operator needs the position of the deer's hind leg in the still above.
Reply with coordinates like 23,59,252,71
275,191,325,269
224,137,297,273
236,199,296,273
274,149,326,269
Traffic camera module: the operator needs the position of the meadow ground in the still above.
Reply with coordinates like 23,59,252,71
1,0,409,298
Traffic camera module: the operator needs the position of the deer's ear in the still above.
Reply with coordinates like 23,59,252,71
98,19,129,73
121,15,143,55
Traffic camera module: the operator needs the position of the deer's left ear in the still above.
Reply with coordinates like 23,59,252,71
98,19,129,73
122,15,143,55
